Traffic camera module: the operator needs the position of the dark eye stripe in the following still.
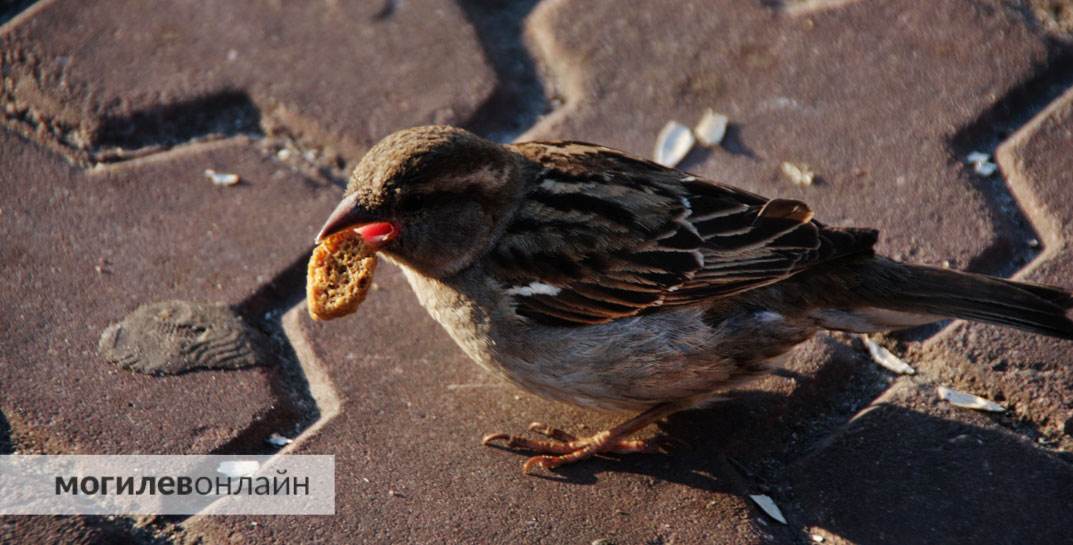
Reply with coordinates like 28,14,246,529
394,185,485,212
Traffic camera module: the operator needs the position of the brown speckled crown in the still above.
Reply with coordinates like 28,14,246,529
347,125,510,208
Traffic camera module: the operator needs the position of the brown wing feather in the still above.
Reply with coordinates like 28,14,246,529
487,141,876,326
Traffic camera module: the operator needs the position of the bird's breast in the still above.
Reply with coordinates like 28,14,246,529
401,265,815,412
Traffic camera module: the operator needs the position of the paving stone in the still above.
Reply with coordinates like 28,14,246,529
521,0,1073,482
188,2,1073,543
0,516,142,545
5,0,1073,543
788,379,1073,545
187,263,790,545
914,86,1073,448
0,129,340,454
1,0,494,163
525,0,1057,271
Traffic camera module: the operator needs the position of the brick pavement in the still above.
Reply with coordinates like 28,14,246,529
2,1,1072,543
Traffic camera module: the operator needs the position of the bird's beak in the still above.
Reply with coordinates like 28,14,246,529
315,192,398,248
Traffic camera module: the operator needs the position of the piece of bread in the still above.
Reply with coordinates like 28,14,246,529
307,229,378,320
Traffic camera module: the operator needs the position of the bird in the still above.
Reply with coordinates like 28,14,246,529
316,125,1073,475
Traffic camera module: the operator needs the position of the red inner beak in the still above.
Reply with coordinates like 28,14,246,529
316,193,399,247
354,222,398,246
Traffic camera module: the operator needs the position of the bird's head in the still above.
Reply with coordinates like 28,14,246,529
316,125,523,278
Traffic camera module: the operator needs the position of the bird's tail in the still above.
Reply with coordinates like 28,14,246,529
852,257,1073,339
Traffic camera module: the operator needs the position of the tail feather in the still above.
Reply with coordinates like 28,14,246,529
858,258,1073,340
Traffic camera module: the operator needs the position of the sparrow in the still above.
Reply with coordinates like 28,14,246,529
316,125,1073,474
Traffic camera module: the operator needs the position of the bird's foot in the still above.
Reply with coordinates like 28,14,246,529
482,421,668,474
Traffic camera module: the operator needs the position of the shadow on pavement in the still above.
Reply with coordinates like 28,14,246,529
789,402,1073,545
456,0,548,143
0,410,10,454
482,339,1073,545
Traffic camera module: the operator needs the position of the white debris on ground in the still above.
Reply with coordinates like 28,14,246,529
654,121,695,167
974,162,997,176
267,433,294,447
205,168,240,186
937,386,1006,412
810,535,825,543
862,337,915,375
965,151,998,177
694,109,729,146
749,494,787,524
216,460,260,478
781,161,815,187
654,109,734,166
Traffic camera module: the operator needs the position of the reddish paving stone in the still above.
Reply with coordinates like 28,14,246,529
4,1,1072,544
787,379,1073,545
190,2,1073,543
914,87,1073,448
187,263,789,545
525,0,1054,270
522,0,1073,485
0,129,340,454
1,0,494,162
0,516,142,545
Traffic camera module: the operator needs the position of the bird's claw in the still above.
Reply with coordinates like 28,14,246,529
482,424,669,475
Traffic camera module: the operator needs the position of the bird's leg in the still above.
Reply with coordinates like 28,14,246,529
481,403,681,474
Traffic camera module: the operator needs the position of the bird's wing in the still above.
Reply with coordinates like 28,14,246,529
487,141,876,326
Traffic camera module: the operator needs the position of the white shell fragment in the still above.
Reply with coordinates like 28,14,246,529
694,109,729,146
267,433,294,447
863,337,915,375
217,460,260,478
205,168,240,186
965,151,997,177
974,161,998,176
937,386,1006,412
780,162,814,187
654,121,695,167
749,494,787,524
